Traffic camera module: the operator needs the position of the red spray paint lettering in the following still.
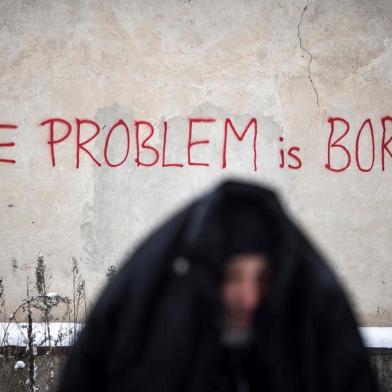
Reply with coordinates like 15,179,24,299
0,123,17,165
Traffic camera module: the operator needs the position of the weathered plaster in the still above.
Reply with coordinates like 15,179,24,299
0,0,391,325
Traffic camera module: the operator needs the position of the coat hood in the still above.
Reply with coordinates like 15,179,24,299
56,178,380,392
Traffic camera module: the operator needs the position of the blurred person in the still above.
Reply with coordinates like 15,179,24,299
56,178,379,392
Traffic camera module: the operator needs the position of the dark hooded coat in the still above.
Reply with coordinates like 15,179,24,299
55,178,380,392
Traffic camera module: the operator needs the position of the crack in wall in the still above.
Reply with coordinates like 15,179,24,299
297,0,320,108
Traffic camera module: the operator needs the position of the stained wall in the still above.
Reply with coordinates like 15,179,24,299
0,0,391,325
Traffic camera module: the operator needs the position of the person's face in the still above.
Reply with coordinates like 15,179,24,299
221,252,271,332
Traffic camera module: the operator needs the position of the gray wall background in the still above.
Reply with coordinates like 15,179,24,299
0,0,391,325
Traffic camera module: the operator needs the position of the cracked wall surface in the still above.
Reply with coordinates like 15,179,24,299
0,0,391,325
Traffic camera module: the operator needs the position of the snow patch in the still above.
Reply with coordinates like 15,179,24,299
1,323,391,348
0,322,83,347
359,327,392,348
15,360,26,369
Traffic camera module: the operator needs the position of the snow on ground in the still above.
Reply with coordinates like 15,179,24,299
359,327,392,348
0,322,83,347
0,323,391,348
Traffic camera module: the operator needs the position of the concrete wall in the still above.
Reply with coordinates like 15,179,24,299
0,0,391,325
